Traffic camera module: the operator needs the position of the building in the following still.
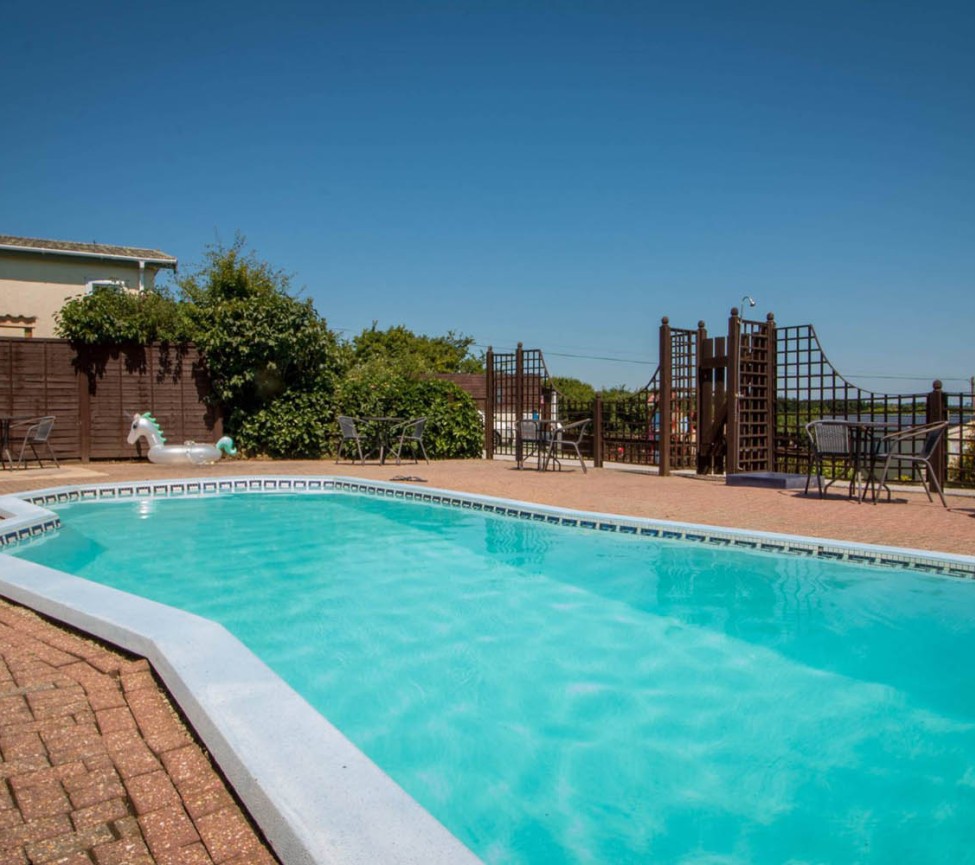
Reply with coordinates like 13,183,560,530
0,235,178,338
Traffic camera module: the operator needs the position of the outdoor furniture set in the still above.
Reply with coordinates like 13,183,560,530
0,414,59,470
337,416,429,466
516,418,591,473
804,418,949,507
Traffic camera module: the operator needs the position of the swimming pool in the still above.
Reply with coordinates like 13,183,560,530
6,481,975,864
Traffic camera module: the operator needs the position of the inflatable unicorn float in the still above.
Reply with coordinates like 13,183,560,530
127,412,236,465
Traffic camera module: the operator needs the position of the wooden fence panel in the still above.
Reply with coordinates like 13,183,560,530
0,338,218,461
0,339,83,460
85,344,219,460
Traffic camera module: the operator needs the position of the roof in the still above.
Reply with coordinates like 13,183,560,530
0,234,177,267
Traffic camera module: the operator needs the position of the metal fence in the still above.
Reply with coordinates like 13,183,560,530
484,317,974,489
485,344,554,461
775,323,974,487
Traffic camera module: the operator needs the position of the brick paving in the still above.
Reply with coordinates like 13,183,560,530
0,598,278,865
0,457,973,863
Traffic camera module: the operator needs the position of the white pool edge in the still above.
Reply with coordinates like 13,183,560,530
4,475,974,576
1,474,974,865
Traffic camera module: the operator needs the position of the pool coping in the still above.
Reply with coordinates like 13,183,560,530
1,475,974,865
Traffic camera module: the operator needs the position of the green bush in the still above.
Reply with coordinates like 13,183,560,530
394,380,484,459
335,364,482,459
51,234,485,462
181,238,344,419
56,285,191,344
235,391,335,458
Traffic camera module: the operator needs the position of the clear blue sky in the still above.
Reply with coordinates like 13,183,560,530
3,1,973,393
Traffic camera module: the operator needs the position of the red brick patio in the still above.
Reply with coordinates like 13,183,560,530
0,598,277,865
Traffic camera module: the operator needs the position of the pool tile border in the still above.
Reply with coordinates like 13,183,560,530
3,475,974,579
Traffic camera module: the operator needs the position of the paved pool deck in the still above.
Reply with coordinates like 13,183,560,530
1,457,973,864
2,457,970,555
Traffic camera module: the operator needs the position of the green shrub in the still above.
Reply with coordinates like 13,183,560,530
181,238,344,420
335,365,482,459
394,380,483,459
235,391,335,458
56,285,191,344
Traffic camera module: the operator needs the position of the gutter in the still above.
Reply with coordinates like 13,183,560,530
0,242,177,269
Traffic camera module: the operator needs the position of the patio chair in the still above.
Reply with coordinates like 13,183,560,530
863,421,949,507
804,420,855,497
13,416,60,469
516,418,543,469
543,419,591,474
336,416,367,465
390,417,430,465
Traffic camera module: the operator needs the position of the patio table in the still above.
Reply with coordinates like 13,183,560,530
831,418,899,500
516,418,562,470
359,417,406,465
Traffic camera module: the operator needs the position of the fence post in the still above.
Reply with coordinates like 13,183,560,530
695,319,708,474
485,346,495,458
593,392,603,468
765,312,777,472
727,307,742,474
926,379,947,490
660,317,672,476
515,343,524,468
76,347,91,463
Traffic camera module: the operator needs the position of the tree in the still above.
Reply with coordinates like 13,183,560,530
178,236,344,434
351,324,483,376
602,384,639,403
50,233,486,459
550,376,596,405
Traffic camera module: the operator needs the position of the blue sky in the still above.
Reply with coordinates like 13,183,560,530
3,1,973,393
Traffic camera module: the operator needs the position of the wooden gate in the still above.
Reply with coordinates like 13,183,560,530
659,310,777,476
727,311,776,474
658,319,698,474
696,325,728,475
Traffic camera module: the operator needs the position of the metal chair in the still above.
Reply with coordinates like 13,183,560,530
390,417,429,465
804,420,855,497
864,421,949,507
516,418,543,469
543,419,591,474
336,416,367,465
13,416,59,469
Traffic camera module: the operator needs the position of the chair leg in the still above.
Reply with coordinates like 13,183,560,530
922,459,947,507
805,458,824,498
336,438,365,465
394,439,427,465
45,441,59,468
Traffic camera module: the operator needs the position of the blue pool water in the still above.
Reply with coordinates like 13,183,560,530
10,492,975,864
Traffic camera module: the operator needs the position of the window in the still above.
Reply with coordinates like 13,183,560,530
84,279,128,294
